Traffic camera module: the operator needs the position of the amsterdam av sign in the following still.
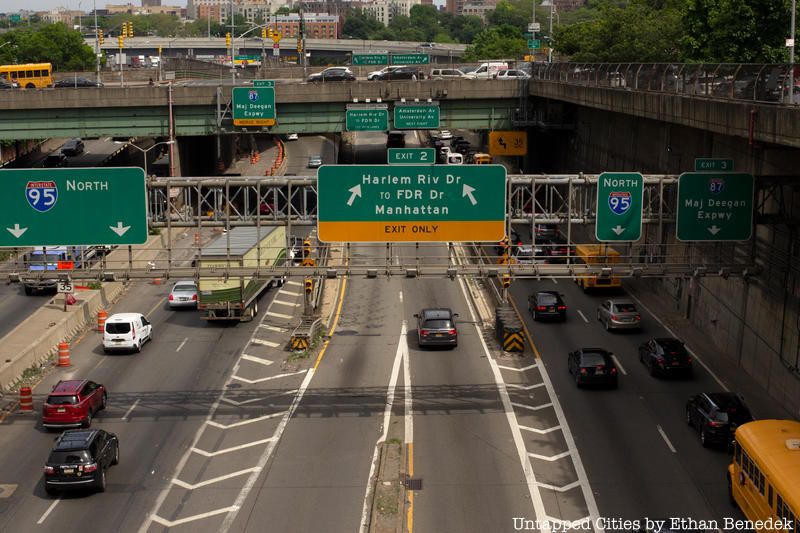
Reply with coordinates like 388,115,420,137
317,165,506,242
0,167,148,247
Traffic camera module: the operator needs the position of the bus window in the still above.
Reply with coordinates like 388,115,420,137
574,244,621,290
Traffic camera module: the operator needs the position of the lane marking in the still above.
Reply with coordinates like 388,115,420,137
259,324,288,333
121,399,140,421
657,425,677,453
403,326,414,533
277,289,300,297
240,354,274,366
191,438,276,458
272,299,301,307
314,277,348,370
611,355,627,375
552,278,559,284
454,262,550,533
220,391,296,407
528,451,571,462
511,402,553,412
519,424,562,434
576,309,589,323
507,382,545,391
508,296,604,531
399,290,404,303
626,292,728,391
359,321,406,533
537,480,581,492
205,411,287,429
497,363,538,372
176,337,188,352
150,507,240,528
172,468,262,490
265,311,293,319
36,497,61,524
285,280,301,286
231,370,305,384
249,338,281,348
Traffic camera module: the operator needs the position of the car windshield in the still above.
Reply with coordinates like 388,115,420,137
581,352,607,366
48,451,91,464
173,284,195,293
660,340,686,355
422,319,453,329
613,303,637,313
106,322,131,334
537,293,558,305
46,395,77,405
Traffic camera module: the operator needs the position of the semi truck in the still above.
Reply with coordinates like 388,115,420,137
197,226,287,321
22,246,101,295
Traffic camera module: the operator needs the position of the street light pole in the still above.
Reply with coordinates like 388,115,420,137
93,0,100,85
230,0,236,86
790,0,796,104
124,140,176,178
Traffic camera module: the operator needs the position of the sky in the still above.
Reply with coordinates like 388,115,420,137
3,1,188,11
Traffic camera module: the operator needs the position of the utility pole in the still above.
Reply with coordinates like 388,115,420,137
93,0,100,85
299,9,307,79
790,0,796,104
230,0,236,86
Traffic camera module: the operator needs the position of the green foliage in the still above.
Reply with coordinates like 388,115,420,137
0,23,94,70
342,9,386,39
464,24,527,60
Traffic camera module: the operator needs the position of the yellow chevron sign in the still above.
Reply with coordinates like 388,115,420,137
291,336,309,351
503,331,524,352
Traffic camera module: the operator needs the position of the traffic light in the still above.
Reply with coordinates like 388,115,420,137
304,278,313,294
261,27,267,39
268,28,274,38
303,239,312,259
121,22,127,38
225,32,232,47
98,29,104,45
127,22,134,38
296,39,303,53
117,35,124,48
501,274,511,289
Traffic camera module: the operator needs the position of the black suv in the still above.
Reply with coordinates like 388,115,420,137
44,429,119,495
414,308,458,348
686,392,753,447
639,337,693,377
43,152,68,168
568,348,619,388
374,66,425,81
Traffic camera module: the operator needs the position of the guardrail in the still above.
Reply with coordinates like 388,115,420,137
531,63,800,105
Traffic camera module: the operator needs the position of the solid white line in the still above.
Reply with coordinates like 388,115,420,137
626,292,728,391
528,450,571,462
151,507,240,528
231,370,305,384
259,324,288,333
266,311,293,319
277,289,300,297
172,468,262,490
403,326,413,445
205,411,287,429
359,321,406,533
399,290,404,303
537,480,581,492
220,390,297,407
518,424,562,434
497,363,538,372
273,299,301,307
176,337,188,352
285,280,301,286
611,355,627,375
657,425,677,453
241,353,274,366
121,399,140,421
576,309,589,323
36,497,61,524
191,438,276,457
511,402,553,412
250,338,281,348
455,268,550,533
506,382,545,391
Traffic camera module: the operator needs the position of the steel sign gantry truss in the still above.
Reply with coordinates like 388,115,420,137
4,174,757,283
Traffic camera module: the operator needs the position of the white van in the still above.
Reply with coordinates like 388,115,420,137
447,152,463,165
103,313,153,354
464,61,509,79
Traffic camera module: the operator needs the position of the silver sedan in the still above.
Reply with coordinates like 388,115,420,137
597,298,641,331
168,281,198,308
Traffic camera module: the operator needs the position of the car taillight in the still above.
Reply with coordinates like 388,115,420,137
420,329,429,336
707,420,721,427
82,463,98,473
610,314,618,321
635,314,641,320
192,294,197,301
557,306,566,310
448,329,457,335
537,306,546,311
610,367,617,374
44,466,54,474
169,294,174,301
657,358,665,366
131,326,136,340
580,368,588,374
686,357,693,364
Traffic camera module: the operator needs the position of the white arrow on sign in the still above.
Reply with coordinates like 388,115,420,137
346,184,362,207
6,223,27,239
708,225,721,235
611,225,625,236
462,184,478,206
109,221,131,237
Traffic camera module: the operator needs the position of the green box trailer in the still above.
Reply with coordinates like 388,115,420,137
197,226,287,321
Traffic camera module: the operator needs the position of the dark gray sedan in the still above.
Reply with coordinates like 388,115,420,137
414,308,458,348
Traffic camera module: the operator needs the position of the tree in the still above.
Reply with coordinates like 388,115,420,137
464,24,527,60
6,23,94,70
342,9,383,40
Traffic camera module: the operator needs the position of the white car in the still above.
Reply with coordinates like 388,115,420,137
308,155,323,168
103,313,153,353
286,133,299,141
439,130,453,140
497,69,531,80
367,65,406,81
168,281,198,309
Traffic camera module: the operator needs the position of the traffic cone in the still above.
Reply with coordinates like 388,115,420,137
19,387,33,412
57,342,71,367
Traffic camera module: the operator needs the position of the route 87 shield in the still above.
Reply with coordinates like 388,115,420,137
26,181,58,212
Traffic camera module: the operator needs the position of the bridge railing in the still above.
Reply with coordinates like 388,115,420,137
531,63,799,105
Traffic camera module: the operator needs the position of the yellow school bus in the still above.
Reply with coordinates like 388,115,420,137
473,153,493,164
729,420,800,532
574,244,621,290
0,63,53,88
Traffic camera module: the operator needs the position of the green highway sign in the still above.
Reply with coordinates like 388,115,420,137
595,172,643,242
394,104,440,129
676,172,754,241
388,148,436,165
235,55,260,61
346,106,389,132
524,32,534,38
253,80,275,88
390,53,430,65
317,164,506,243
528,39,541,49
694,158,734,172
353,53,389,66
232,85,276,126
0,167,147,247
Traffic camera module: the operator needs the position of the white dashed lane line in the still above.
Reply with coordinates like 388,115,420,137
576,309,589,323
176,337,188,352
121,399,140,421
610,354,627,375
37,497,61,524
657,425,677,453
